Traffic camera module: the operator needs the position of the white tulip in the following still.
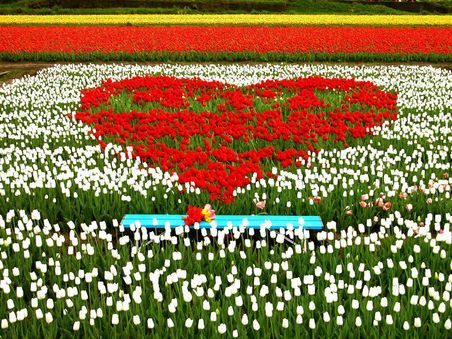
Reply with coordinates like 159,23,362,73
112,314,119,325
252,319,260,331
147,318,155,329
218,323,227,334
167,318,174,328
403,321,410,330
45,312,53,324
185,318,193,328
414,317,422,328
355,316,362,327
445,319,451,330
386,315,393,325
309,318,316,329
133,315,140,325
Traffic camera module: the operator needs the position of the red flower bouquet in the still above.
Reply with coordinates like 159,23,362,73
184,204,216,226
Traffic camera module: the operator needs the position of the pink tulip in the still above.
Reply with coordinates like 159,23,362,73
256,201,266,210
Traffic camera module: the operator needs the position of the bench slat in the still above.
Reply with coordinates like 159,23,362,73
121,214,323,230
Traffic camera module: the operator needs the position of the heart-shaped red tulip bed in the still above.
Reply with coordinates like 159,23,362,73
76,76,397,202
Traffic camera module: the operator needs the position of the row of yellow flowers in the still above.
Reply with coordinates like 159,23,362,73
0,14,450,26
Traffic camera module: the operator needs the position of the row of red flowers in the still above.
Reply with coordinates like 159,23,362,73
76,75,397,202
0,26,450,54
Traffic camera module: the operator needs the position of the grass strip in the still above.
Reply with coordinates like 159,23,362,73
0,51,450,63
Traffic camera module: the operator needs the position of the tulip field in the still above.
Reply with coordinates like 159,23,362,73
0,13,451,338
0,26,451,62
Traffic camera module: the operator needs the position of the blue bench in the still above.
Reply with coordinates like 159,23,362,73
121,214,323,231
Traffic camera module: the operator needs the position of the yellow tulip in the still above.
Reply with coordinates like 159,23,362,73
0,14,450,26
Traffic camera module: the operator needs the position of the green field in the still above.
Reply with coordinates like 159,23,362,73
0,0,440,15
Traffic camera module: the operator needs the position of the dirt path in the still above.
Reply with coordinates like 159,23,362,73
0,63,52,85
